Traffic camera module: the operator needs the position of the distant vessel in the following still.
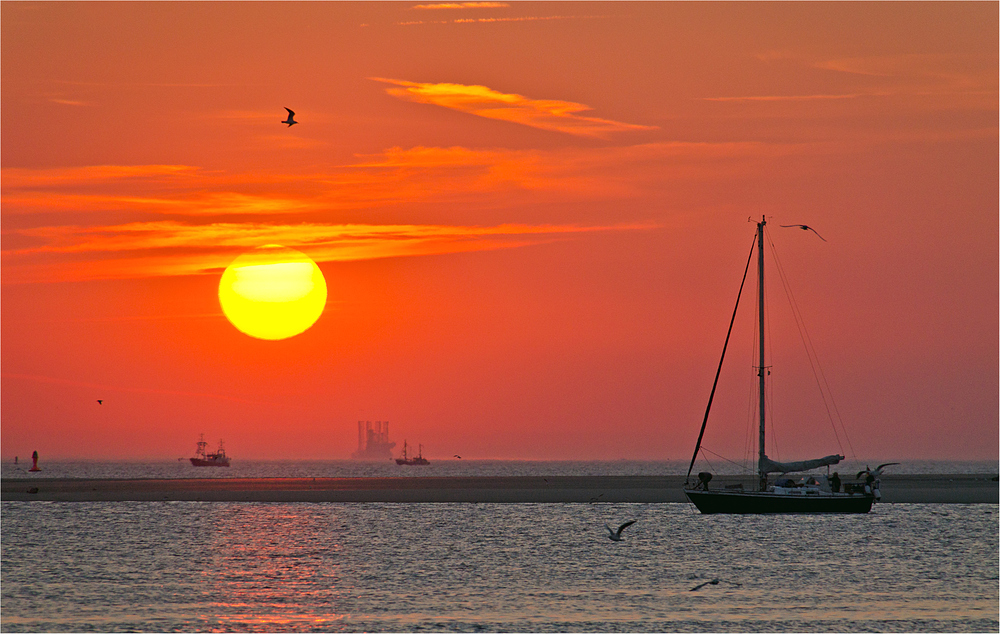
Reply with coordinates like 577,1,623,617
396,441,429,466
190,434,231,467
352,421,397,461
684,217,885,514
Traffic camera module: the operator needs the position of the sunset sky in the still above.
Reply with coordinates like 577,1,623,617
2,2,996,462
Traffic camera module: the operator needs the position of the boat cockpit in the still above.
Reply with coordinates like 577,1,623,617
768,474,832,495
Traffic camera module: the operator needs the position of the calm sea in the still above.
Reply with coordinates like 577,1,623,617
3,458,998,480
2,461,998,632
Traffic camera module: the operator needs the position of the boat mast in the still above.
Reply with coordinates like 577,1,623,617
757,216,767,492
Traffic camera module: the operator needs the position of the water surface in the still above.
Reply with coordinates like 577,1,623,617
3,459,996,480
2,502,996,632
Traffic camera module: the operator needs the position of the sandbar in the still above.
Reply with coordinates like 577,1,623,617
2,474,996,503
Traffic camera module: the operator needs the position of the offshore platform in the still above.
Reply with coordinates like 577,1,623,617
352,420,396,461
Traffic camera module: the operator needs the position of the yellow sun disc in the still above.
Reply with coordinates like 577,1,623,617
218,245,327,340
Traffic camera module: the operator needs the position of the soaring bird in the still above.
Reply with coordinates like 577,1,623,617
605,520,636,541
454,454,462,459
97,400,103,405
780,224,826,241
857,463,900,479
689,577,742,591
281,107,298,127
689,579,719,591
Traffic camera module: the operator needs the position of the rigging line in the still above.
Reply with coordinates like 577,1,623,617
700,454,716,475
685,233,758,483
766,232,858,459
767,230,843,453
701,446,752,472
771,237,854,458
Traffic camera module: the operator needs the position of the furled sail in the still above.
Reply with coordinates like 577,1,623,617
760,454,844,474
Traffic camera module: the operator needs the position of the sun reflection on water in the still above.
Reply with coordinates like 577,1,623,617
195,504,348,631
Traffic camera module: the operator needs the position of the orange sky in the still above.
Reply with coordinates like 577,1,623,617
2,2,997,461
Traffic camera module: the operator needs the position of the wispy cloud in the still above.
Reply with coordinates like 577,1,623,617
372,78,656,137
1,372,266,404
1,153,559,218
51,79,245,88
3,139,804,283
2,165,196,188
49,98,95,107
2,141,795,220
0,146,629,219
397,14,603,26
813,54,950,78
742,51,998,101
700,93,874,102
3,220,654,283
412,2,509,9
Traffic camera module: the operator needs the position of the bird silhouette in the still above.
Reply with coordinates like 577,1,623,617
281,107,298,127
689,577,742,591
780,224,826,241
454,454,462,459
97,400,103,405
605,520,636,541
689,579,719,591
857,463,899,479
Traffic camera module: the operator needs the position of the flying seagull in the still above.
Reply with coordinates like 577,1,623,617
605,520,636,542
690,577,742,591
780,224,827,242
97,400,103,405
689,579,719,591
454,454,462,459
857,463,900,479
281,107,298,127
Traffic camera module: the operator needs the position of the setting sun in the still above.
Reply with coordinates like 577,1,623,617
218,245,327,340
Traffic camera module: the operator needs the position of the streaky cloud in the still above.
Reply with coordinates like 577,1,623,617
397,14,603,25
701,93,871,102
3,220,657,284
412,2,509,9
2,372,266,405
2,141,802,222
49,98,94,107
372,77,656,137
2,165,196,188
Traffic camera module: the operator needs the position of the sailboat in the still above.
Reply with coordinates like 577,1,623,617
684,217,883,514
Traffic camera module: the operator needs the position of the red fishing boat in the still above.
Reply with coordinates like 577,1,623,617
190,434,231,467
395,441,429,466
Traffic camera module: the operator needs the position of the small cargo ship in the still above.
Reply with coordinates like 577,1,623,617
190,434,231,467
396,441,429,466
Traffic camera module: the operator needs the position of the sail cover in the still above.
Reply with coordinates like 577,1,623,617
760,454,844,474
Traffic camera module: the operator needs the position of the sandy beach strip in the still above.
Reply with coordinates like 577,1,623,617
3,474,996,503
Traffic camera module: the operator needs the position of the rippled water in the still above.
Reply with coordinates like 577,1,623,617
2,502,997,632
3,459,996,480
